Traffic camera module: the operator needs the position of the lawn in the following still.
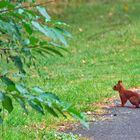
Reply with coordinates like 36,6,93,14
1,0,140,139
45,0,140,110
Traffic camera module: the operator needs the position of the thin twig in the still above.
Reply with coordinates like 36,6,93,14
0,0,57,14
0,48,17,51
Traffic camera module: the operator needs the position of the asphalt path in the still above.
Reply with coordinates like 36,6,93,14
70,90,140,140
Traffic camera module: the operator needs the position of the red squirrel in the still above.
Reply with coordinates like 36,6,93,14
113,80,140,108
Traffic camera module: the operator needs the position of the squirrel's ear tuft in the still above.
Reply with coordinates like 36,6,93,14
118,80,122,84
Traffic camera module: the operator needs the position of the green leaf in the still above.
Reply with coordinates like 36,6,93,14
8,12,23,20
32,49,46,58
33,89,60,103
0,91,5,101
33,88,60,101
0,1,8,8
60,101,89,128
32,86,44,94
23,22,33,35
50,42,69,53
32,21,47,35
36,47,54,56
36,92,61,117
44,104,58,117
31,21,58,41
23,39,30,46
28,99,44,115
2,96,13,113
32,21,53,39
46,47,63,57
10,56,26,74
0,19,22,44
51,28,67,46
37,6,51,21
67,108,89,129
0,76,14,85
0,1,15,9
40,92,60,102
10,20,22,42
0,76,16,91
44,26,57,40
15,84,28,95
29,36,39,45
53,103,66,118
55,27,72,38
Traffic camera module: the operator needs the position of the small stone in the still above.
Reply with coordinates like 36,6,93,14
87,111,92,115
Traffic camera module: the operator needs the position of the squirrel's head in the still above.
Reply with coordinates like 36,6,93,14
113,80,124,91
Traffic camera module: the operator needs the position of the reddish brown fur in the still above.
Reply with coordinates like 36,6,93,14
113,80,140,108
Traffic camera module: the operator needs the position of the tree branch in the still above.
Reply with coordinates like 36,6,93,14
0,48,17,51
0,0,57,14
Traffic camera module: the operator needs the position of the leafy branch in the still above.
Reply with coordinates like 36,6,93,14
0,0,88,130
0,0,56,14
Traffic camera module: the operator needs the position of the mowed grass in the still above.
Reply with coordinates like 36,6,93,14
45,0,140,110
1,0,140,139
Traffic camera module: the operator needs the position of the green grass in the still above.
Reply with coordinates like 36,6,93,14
1,0,140,139
44,0,140,110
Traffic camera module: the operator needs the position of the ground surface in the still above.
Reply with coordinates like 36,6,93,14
71,89,140,140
